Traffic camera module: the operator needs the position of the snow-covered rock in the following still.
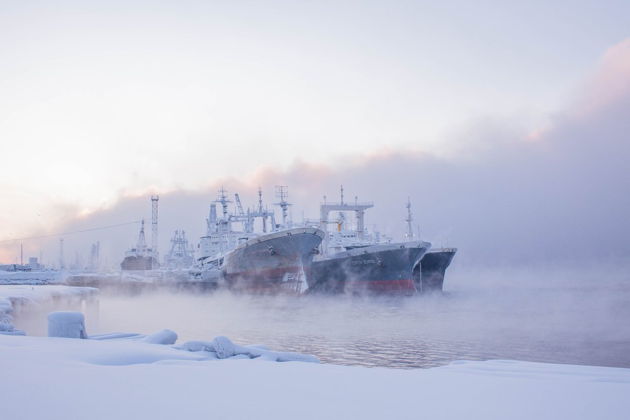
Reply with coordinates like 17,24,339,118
211,335,237,358
177,336,319,363
48,311,88,339
142,329,178,345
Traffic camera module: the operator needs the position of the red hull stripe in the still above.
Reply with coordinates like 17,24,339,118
226,266,309,278
347,279,416,291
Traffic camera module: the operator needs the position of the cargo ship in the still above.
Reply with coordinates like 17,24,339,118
223,227,324,294
309,240,430,295
194,187,324,294
306,187,431,295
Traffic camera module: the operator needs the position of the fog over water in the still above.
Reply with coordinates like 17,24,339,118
15,264,630,369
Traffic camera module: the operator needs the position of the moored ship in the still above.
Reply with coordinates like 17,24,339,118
120,220,158,271
223,227,325,294
309,240,430,295
193,187,324,294
307,187,432,296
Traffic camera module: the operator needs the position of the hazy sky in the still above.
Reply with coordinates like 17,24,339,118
1,1,629,264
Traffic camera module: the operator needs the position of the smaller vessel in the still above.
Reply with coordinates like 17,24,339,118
404,199,457,294
120,220,158,271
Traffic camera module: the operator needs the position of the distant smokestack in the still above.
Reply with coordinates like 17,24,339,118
59,238,65,270
151,195,159,260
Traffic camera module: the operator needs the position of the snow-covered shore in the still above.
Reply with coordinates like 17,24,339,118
0,285,98,334
1,333,629,420
0,270,65,285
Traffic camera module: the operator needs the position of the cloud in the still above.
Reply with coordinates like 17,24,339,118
2,39,629,268
575,38,630,117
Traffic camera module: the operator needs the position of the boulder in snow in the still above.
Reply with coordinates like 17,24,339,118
142,329,178,345
178,336,319,363
211,336,237,359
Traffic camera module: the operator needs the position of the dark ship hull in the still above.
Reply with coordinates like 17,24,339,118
413,248,457,293
308,241,431,296
223,227,325,294
120,256,158,271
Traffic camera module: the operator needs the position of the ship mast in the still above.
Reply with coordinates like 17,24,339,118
405,197,414,240
258,187,267,233
214,187,233,234
216,187,231,219
137,219,147,253
274,185,291,229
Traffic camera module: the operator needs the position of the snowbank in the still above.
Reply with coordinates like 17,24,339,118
0,334,628,420
0,285,98,334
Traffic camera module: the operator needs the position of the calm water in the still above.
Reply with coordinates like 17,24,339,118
15,265,630,369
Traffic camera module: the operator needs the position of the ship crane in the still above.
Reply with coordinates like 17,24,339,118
234,193,245,216
230,193,255,233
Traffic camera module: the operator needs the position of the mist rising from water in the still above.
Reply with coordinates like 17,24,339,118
13,263,630,368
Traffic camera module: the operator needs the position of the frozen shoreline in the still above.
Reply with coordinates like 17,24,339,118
0,270,65,285
1,333,629,420
0,285,98,334
1,284,629,419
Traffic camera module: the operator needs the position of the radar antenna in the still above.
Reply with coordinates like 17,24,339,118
215,187,232,219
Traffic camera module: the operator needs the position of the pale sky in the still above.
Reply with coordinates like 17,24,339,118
1,0,629,256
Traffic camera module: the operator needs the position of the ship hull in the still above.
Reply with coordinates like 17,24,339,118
413,248,457,293
222,227,325,294
120,256,158,271
308,241,431,296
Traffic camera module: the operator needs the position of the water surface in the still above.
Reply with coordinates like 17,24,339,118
16,265,630,369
